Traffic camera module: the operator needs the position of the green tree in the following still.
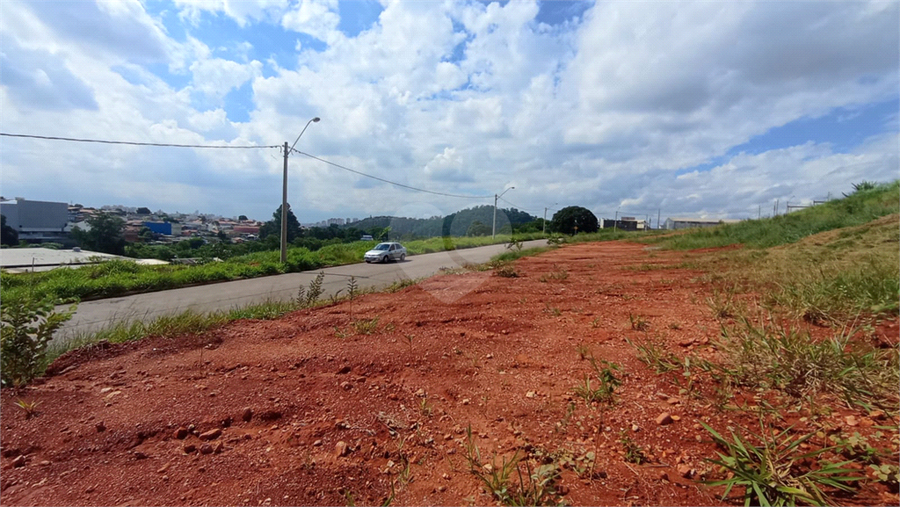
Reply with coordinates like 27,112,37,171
466,220,491,236
551,206,599,235
71,212,126,254
259,204,302,243
1,214,18,246
139,227,155,243
238,214,249,221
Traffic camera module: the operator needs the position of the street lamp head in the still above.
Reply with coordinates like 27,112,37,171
312,117,320,123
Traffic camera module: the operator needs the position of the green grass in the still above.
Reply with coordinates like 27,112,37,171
702,421,861,506
717,314,900,409
464,426,562,506
44,299,302,369
644,181,899,251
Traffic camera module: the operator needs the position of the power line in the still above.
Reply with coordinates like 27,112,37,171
291,148,492,200
498,196,539,214
0,132,281,149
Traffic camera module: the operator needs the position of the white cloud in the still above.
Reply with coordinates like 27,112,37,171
189,58,263,99
174,0,289,27
561,1,898,172
0,0,896,224
281,0,340,42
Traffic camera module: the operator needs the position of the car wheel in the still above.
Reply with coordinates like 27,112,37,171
399,253,406,262
383,255,389,263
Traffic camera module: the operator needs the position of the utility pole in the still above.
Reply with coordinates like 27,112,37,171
492,187,514,239
280,142,289,264
758,205,761,219
492,194,498,239
614,210,618,231
657,208,660,230
543,207,549,235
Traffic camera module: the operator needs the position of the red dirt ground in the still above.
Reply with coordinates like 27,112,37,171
2,241,897,506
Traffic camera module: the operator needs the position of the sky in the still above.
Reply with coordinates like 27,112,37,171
1,0,897,224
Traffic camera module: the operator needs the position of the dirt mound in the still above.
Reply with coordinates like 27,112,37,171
2,241,895,506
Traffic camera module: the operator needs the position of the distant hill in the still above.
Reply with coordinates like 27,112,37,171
346,205,537,238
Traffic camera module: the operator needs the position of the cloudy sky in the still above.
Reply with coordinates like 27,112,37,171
1,0,897,224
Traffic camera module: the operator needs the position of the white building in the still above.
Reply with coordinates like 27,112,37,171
664,217,741,230
0,197,69,242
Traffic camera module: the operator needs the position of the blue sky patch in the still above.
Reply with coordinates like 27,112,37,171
338,0,383,37
223,80,255,123
729,98,899,156
536,0,591,26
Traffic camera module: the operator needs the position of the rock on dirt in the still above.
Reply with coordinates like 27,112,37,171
199,428,222,441
656,413,674,426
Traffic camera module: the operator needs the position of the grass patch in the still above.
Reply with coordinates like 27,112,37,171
464,426,562,506
45,299,301,369
573,357,622,405
717,313,899,409
490,246,554,264
702,421,861,506
645,181,899,251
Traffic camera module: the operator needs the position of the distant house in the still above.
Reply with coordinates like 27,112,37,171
232,225,260,236
664,217,741,230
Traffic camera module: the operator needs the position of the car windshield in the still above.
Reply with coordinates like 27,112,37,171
373,243,390,251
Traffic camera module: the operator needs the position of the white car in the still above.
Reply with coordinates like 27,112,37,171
364,242,407,263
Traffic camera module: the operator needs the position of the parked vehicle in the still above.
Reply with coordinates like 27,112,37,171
361,234,374,241
364,242,407,263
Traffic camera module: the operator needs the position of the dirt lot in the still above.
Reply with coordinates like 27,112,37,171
2,241,897,506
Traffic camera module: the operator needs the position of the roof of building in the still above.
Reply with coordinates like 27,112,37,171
0,248,168,273
666,217,741,224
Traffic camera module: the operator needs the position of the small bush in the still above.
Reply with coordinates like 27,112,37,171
494,264,519,278
1,297,75,387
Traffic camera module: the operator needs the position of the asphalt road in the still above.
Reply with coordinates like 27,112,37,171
55,239,549,340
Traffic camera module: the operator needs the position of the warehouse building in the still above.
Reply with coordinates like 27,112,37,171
0,197,69,243
663,217,741,230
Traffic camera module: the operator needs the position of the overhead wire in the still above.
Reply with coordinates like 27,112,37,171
497,196,539,213
291,148,493,200
2,131,501,201
0,132,281,149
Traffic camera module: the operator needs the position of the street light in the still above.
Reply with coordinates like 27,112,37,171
492,186,515,239
543,203,558,235
281,117,320,264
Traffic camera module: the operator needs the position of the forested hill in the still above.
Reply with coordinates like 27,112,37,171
346,205,538,237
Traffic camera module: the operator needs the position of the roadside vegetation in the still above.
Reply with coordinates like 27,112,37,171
0,233,549,307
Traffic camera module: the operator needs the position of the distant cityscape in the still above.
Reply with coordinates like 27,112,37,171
0,196,362,246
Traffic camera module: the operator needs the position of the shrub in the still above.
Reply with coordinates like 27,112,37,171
1,297,75,387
